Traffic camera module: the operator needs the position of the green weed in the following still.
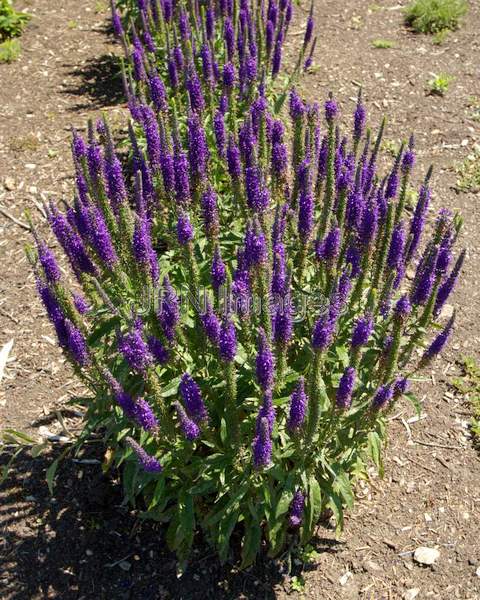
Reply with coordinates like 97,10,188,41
405,0,467,34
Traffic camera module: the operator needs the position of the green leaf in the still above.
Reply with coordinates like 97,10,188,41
87,316,119,346
333,471,354,509
301,476,322,544
367,431,384,477
218,507,240,562
327,492,344,535
241,519,262,568
404,391,422,417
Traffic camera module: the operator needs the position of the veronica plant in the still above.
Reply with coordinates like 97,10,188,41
29,86,463,568
111,0,316,122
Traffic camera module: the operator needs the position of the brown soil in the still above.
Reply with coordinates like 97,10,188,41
1,1,479,598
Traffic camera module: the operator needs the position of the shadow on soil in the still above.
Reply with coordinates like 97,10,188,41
62,53,124,111
0,449,340,599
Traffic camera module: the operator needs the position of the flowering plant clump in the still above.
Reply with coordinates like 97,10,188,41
110,0,316,125
28,0,464,568
29,82,464,566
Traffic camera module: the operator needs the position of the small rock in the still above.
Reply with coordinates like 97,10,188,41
404,589,420,600
414,547,440,566
25,163,37,170
118,561,131,571
476,566,480,578
440,303,454,319
4,177,15,191
339,571,352,586
85,549,93,556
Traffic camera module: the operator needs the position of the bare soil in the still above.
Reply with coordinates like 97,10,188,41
0,1,479,598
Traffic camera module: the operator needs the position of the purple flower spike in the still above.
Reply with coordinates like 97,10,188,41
336,367,356,410
434,249,465,316
147,336,169,365
354,95,366,142
187,113,209,181
73,293,89,315
118,318,152,372
289,490,305,527
289,89,305,121
187,69,205,113
325,96,338,124
91,208,118,269
227,136,241,180
244,223,268,268
312,315,335,352
211,246,227,291
133,212,159,283
256,328,275,391
149,72,167,112
106,375,158,431
252,416,272,469
213,110,226,158
158,276,180,341
176,212,194,246
219,318,237,362
393,377,409,399
298,191,314,241
65,319,89,366
304,14,314,47
179,373,208,424
224,17,235,60
174,152,191,205
174,401,200,441
402,135,416,175
371,384,393,411
201,188,219,239
351,314,373,348
126,437,162,473
394,294,411,320
201,302,221,345
287,377,308,432
37,241,61,284
422,313,455,365
387,222,406,269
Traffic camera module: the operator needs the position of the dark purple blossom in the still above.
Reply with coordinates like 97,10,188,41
289,490,305,527
149,72,167,112
351,314,373,348
64,319,89,366
371,384,393,411
256,328,275,390
174,401,200,440
387,222,406,269
325,97,338,123
244,223,268,268
287,377,307,432
36,240,61,284
219,318,237,362
179,373,208,424
174,152,191,204
434,250,465,316
422,313,455,365
118,319,152,372
394,294,411,320
187,69,205,113
252,416,272,469
133,211,159,283
201,302,221,344
213,110,226,158
158,276,180,341
126,437,162,473
336,366,356,410
176,212,194,246
211,246,226,291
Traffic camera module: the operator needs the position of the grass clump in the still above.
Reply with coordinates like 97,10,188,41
451,358,480,445
405,0,468,34
372,39,395,49
456,144,480,192
0,37,20,62
0,0,30,41
427,73,453,96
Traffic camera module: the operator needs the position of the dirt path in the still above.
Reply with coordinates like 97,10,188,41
1,0,480,598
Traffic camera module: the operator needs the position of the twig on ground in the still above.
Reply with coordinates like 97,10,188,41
0,205,31,231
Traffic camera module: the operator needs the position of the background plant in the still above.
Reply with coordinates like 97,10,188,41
28,63,464,568
452,357,480,445
0,0,30,40
404,0,468,34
